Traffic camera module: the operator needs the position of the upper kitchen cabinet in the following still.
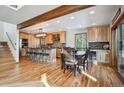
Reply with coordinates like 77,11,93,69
46,34,53,44
87,27,98,42
28,34,36,48
19,32,37,48
46,31,66,44
60,32,66,43
19,32,29,39
87,25,110,42
98,25,110,42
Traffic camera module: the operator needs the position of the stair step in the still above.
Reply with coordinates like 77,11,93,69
0,62,16,67
0,46,16,63
0,54,13,56
0,58,15,61
0,42,8,46
0,60,15,62
0,53,11,55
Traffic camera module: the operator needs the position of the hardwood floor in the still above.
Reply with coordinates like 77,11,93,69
0,47,124,87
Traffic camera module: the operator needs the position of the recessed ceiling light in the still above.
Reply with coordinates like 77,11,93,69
6,5,24,11
79,25,82,28
92,23,96,25
90,11,94,14
70,16,75,20
46,24,49,26
56,20,60,23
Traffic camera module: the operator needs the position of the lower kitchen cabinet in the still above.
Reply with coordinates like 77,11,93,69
96,50,110,63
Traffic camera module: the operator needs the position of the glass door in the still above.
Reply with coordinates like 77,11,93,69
117,23,124,78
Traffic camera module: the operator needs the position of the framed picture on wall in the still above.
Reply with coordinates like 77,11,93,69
75,33,87,50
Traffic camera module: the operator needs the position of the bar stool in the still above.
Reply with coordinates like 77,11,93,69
35,48,40,61
37,48,43,62
31,48,37,61
45,49,50,62
42,48,46,62
29,48,34,60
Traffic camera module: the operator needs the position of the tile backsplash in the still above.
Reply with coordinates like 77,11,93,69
88,42,110,50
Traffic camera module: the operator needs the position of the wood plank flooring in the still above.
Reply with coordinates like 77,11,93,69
0,47,124,87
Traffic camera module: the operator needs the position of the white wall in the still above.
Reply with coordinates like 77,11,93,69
3,22,19,62
0,21,4,41
0,21,19,62
66,28,87,48
121,5,124,11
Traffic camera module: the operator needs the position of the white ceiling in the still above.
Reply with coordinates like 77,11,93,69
20,5,121,34
0,5,60,24
0,5,121,33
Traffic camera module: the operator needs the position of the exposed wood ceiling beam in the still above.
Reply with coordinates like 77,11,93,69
17,5,95,29
111,11,124,30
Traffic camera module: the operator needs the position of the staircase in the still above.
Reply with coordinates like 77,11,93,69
0,43,16,64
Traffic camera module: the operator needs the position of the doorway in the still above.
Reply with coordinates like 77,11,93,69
116,23,124,78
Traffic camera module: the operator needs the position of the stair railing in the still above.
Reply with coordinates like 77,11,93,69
6,32,16,50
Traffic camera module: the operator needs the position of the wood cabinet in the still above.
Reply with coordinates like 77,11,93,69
57,48,61,58
87,25,110,42
96,50,110,63
98,25,110,42
46,31,66,44
46,34,53,44
28,34,35,48
60,32,65,43
20,48,27,56
19,32,39,48
19,32,29,39
87,27,98,42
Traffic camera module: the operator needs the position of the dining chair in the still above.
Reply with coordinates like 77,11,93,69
32,48,38,61
61,53,77,76
60,53,66,70
43,49,50,63
35,48,42,62
29,48,35,61
77,49,90,72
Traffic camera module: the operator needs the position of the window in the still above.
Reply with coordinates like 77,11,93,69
75,33,87,51
41,37,46,46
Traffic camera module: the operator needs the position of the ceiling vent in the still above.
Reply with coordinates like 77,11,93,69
6,5,24,11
